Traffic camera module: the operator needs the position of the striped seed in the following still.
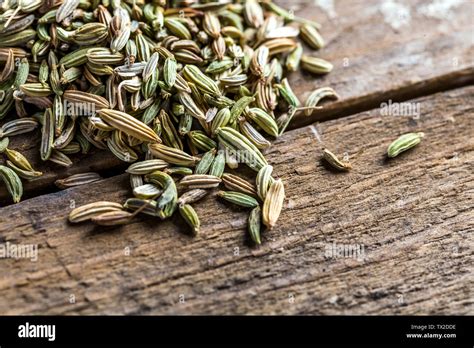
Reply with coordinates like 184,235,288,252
262,179,285,229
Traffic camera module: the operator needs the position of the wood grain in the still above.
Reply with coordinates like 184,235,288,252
0,133,123,202
1,0,473,200
0,86,472,315
283,0,474,127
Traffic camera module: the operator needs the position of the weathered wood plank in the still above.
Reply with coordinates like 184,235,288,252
0,86,472,314
284,0,474,127
1,0,472,200
0,134,123,202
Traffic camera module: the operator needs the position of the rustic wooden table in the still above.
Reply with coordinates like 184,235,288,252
0,0,473,315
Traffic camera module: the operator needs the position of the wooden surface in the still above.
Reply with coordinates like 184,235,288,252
0,0,473,315
1,0,473,200
285,0,474,127
0,86,472,314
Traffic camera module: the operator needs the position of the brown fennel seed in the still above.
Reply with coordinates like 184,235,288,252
322,149,352,171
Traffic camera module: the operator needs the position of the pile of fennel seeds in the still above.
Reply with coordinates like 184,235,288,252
0,0,340,244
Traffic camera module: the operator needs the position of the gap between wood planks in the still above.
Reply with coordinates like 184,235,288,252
1,73,473,207
288,67,474,130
